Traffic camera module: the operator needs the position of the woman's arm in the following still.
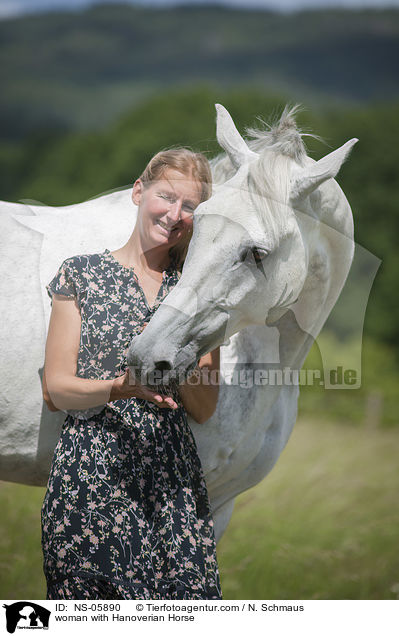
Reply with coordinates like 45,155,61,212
44,294,178,411
42,368,60,412
178,347,220,424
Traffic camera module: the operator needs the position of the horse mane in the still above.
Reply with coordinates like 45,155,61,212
246,103,311,164
210,103,320,184
210,104,319,246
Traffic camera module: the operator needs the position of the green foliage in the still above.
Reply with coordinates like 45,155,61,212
299,331,399,427
1,6,399,139
0,87,289,204
304,103,399,348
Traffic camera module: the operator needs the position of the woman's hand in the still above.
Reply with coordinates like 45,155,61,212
110,321,178,410
111,369,178,410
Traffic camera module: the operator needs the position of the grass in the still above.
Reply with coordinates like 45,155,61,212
217,417,399,599
0,481,47,599
1,417,398,600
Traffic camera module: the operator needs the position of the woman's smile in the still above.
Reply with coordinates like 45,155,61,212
156,218,179,236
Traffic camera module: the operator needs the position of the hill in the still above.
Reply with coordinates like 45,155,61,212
1,4,399,139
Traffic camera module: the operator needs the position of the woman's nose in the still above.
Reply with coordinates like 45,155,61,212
166,201,182,222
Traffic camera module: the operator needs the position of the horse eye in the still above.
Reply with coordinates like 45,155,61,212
252,247,269,264
237,246,269,266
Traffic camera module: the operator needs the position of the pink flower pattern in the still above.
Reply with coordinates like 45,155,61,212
41,250,222,600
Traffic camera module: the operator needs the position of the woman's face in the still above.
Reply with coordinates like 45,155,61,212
132,168,202,252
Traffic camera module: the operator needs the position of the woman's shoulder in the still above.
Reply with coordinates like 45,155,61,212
48,250,121,304
58,250,108,273
50,251,111,293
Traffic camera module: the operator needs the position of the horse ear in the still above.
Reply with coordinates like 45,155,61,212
290,138,358,202
215,103,258,170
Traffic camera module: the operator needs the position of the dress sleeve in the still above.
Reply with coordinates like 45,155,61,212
46,257,79,302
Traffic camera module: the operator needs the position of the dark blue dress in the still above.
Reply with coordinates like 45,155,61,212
41,249,222,600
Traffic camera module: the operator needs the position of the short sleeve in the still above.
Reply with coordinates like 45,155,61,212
46,258,79,302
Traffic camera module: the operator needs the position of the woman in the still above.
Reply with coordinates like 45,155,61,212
41,148,222,600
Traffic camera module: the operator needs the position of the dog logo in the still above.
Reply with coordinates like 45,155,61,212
2,602,50,633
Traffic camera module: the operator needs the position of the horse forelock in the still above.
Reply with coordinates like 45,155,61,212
247,150,293,247
246,104,309,166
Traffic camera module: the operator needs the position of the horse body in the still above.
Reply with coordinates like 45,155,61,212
0,191,136,484
0,105,357,543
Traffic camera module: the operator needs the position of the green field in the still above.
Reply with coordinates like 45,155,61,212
1,417,398,600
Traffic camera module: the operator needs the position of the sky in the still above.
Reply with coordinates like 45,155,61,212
0,0,398,19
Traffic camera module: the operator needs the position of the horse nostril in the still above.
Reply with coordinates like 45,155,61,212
154,360,173,372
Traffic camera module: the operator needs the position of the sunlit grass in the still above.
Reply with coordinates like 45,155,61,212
1,417,398,600
0,481,46,599
217,417,399,599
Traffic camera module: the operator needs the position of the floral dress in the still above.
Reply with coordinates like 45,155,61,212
41,249,222,600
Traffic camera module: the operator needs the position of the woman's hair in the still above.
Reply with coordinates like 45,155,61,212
139,148,212,271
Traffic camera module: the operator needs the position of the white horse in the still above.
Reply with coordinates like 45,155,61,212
0,104,357,543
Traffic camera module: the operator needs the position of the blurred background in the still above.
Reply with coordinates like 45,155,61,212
0,0,398,600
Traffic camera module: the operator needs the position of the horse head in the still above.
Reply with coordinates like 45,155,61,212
127,103,357,385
